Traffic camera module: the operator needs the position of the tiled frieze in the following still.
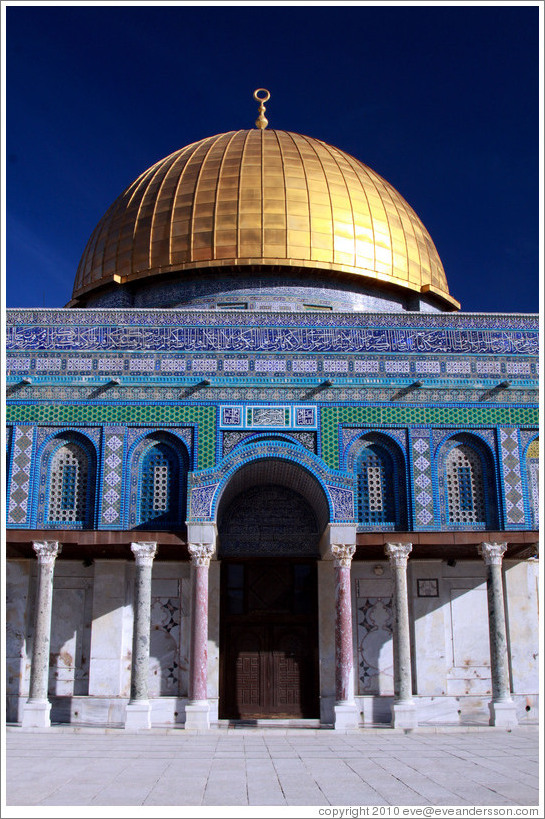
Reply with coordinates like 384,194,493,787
67,358,93,371
221,430,317,457
7,308,538,330
410,428,436,528
498,428,525,527
7,310,538,355
7,383,537,405
219,404,317,429
7,425,36,525
12,351,538,385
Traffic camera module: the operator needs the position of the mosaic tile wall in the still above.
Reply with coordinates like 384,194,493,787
498,428,526,528
409,428,435,528
6,309,538,533
100,427,126,527
7,426,35,526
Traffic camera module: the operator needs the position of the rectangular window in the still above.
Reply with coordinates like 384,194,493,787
457,466,473,511
153,464,169,511
61,464,77,510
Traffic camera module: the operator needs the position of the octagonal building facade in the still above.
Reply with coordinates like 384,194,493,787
6,98,539,731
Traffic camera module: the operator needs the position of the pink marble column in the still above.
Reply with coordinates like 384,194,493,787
332,543,356,703
186,542,215,729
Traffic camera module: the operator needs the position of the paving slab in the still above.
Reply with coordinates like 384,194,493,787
3,725,540,810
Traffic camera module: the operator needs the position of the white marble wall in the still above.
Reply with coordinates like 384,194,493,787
207,561,221,722
504,559,539,710
352,558,540,725
6,555,539,727
6,560,31,722
48,562,94,697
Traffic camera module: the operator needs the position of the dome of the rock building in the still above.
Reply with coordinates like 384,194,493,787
70,128,459,310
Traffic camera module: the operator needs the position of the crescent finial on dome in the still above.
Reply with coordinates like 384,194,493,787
254,88,270,129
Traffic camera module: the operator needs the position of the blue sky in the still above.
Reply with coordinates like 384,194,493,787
5,2,540,312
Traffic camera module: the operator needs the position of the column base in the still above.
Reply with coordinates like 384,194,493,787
125,700,152,730
391,701,418,730
333,702,359,730
185,701,210,730
21,699,51,729
489,699,518,728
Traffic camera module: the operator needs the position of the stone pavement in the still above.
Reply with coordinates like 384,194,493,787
4,726,541,810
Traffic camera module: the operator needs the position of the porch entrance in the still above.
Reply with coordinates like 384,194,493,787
219,559,319,719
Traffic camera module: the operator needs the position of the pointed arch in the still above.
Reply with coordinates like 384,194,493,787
128,431,189,529
437,432,498,529
354,433,408,530
524,435,539,529
38,431,98,529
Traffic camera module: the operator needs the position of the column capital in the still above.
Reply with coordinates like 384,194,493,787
130,541,158,566
32,541,62,564
478,542,508,566
329,543,356,568
188,542,215,567
385,542,412,567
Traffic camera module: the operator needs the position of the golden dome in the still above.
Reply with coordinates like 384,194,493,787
71,129,459,309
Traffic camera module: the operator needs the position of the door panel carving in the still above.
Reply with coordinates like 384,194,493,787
220,560,318,719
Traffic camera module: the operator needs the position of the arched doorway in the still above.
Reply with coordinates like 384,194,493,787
217,459,329,720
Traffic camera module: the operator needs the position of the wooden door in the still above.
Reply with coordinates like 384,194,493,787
220,561,319,719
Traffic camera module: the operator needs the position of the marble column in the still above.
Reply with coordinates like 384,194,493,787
22,541,62,729
385,542,417,730
478,542,518,727
125,541,157,730
186,542,215,730
331,543,359,729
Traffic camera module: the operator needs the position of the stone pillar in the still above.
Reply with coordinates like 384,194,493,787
385,542,417,730
125,542,157,730
22,541,62,729
478,542,518,727
185,542,215,730
331,543,359,729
